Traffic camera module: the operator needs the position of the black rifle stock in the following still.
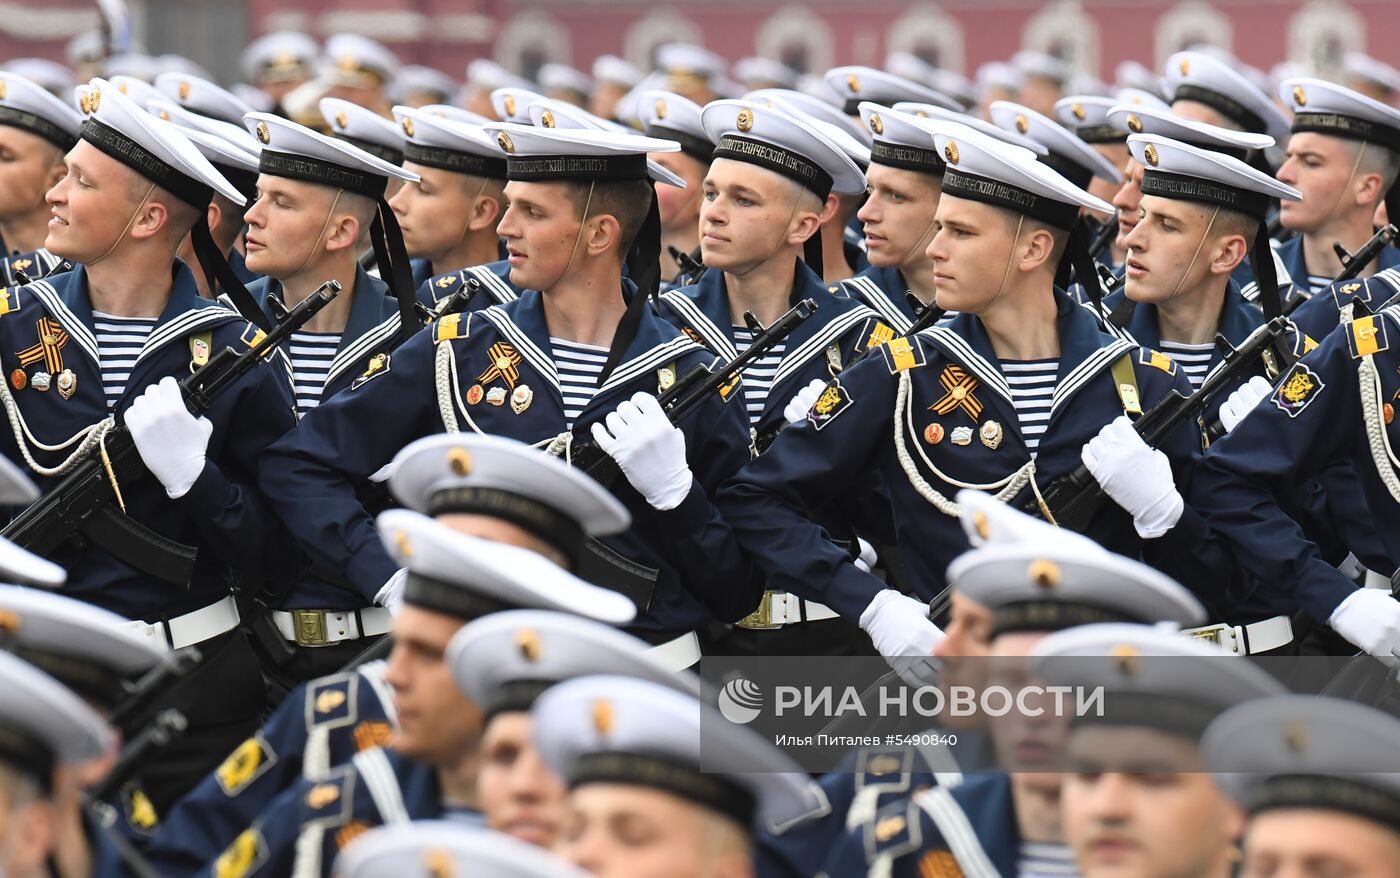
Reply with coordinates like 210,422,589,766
568,298,818,489
2,280,343,559
1026,317,1294,531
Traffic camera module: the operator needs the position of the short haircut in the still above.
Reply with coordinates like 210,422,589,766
1211,204,1260,247
562,177,655,255
1353,141,1400,199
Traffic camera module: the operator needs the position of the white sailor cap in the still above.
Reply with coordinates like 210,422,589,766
948,492,1205,630
977,61,1024,95
1344,52,1400,97
107,75,163,110
1163,50,1291,143
323,34,399,87
593,55,643,90
990,100,1123,185
532,675,820,831
491,87,547,125
155,73,252,126
146,97,262,156
378,508,636,625
743,88,871,147
539,63,593,99
1013,50,1072,85
1031,623,1287,739
0,70,83,148
466,59,534,95
151,110,260,201
415,103,493,127
929,69,978,110
484,119,685,188
386,432,628,547
246,111,417,195
1280,76,1400,153
240,31,319,85
318,97,406,166
638,90,713,162
336,824,590,878
1067,73,1112,98
892,101,1048,155
0,585,173,709
389,65,457,105
1053,96,1124,144
1114,87,1171,111
0,651,108,786
1114,60,1163,96
2,59,75,99
656,44,726,81
449,609,703,717
82,79,245,207
153,55,212,81
1128,133,1300,214
612,73,668,129
0,535,62,589
1270,62,1310,93
825,66,960,116
1203,695,1400,835
1109,103,1272,160
102,55,158,83
66,30,105,68
392,106,508,179
734,57,797,90
853,103,949,177
526,97,627,135
885,52,933,87
229,84,273,114
796,74,842,105
701,98,865,197
803,115,870,170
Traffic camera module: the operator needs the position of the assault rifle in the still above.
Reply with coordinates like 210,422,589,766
1025,316,1295,531
1282,224,1399,315
3,281,342,567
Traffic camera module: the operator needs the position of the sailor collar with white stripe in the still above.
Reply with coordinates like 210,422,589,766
391,105,508,180
841,266,916,334
257,265,399,386
988,100,1123,188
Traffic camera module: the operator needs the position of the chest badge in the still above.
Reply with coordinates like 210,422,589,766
979,420,1003,450
477,341,523,389
55,368,76,400
807,379,854,430
930,365,983,420
950,426,973,446
510,383,533,414
486,386,507,406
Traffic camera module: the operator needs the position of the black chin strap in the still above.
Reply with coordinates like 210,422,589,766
1251,221,1281,319
1386,180,1400,234
369,201,420,344
191,219,271,331
598,185,661,386
1057,223,1105,317
803,234,823,279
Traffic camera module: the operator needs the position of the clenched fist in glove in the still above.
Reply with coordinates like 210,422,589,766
1329,588,1400,665
591,392,692,510
860,589,945,688
125,376,212,499
783,378,829,426
1219,375,1273,434
1082,415,1183,539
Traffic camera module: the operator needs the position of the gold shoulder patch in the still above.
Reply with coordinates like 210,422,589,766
239,324,267,352
350,353,391,390
0,287,15,316
122,783,159,833
216,736,277,796
918,850,966,878
434,312,466,343
435,275,458,289
306,782,341,810
1139,348,1177,374
1302,334,1318,353
335,821,371,851
1347,314,1389,359
213,828,266,878
880,336,925,374
866,321,896,350
353,720,393,752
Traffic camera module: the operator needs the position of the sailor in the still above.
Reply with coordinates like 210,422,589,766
258,122,762,669
636,90,713,291
239,31,319,115
146,431,631,875
321,34,398,117
462,60,535,121
153,72,253,127
538,63,593,109
588,55,643,123
1011,51,1072,118
0,71,82,281
655,43,728,106
388,65,457,110
1161,50,1291,145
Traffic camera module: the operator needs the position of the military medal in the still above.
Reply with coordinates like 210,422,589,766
30,371,49,391
923,423,944,444
8,369,23,390
56,368,76,400
486,386,507,406
950,426,973,446
979,420,1003,450
1386,403,1395,425
510,384,533,414
466,384,484,406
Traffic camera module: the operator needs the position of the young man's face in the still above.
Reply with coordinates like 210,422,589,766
558,784,749,878
383,606,483,764
1112,159,1145,252
1122,194,1236,303
858,163,942,273
651,152,706,236
0,127,62,223
496,180,591,291
242,175,343,278
1276,133,1363,233
389,164,494,263
926,195,1027,314
476,711,566,848
1062,727,1243,878
44,141,145,262
1242,809,1400,878
699,157,815,274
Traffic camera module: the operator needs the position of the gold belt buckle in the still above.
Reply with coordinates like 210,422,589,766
737,591,781,630
1188,624,1229,647
293,609,329,646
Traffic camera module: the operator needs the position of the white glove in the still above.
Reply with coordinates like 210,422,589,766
375,568,408,614
591,392,692,511
854,537,878,573
125,376,212,499
783,378,828,426
1081,415,1183,539
1328,588,1400,663
1219,375,1273,434
860,589,945,688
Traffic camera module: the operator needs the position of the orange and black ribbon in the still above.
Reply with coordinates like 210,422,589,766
16,317,67,375
929,365,982,420
476,342,522,389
